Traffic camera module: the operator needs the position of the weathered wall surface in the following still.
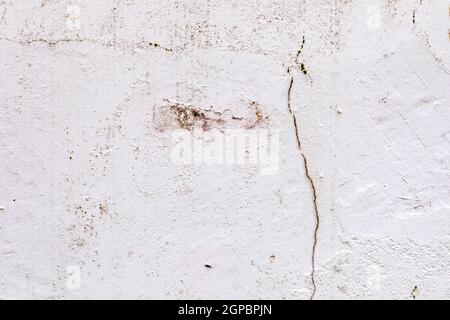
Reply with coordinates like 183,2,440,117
0,0,449,299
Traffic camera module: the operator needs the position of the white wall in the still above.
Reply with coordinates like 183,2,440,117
0,0,449,299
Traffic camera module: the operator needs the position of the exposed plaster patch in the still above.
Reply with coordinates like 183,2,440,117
170,104,225,131
153,99,267,132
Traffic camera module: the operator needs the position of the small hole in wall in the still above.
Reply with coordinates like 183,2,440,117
204,264,212,269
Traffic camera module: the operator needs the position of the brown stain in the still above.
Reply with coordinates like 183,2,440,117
99,202,109,215
68,237,86,249
73,205,96,236
386,0,399,17
67,198,116,253
170,104,224,131
155,99,268,132
246,100,266,129
323,0,354,51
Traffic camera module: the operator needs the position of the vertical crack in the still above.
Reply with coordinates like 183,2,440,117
287,68,320,300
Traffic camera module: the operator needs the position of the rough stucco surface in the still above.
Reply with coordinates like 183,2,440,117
0,0,449,300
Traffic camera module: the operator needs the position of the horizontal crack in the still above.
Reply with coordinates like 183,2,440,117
0,36,173,52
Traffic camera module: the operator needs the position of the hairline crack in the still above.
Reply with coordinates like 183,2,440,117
287,67,320,300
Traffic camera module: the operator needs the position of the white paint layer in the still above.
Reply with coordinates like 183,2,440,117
0,0,449,299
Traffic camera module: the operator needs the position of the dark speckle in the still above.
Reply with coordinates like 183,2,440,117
204,264,212,269
300,63,308,75
411,285,419,299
